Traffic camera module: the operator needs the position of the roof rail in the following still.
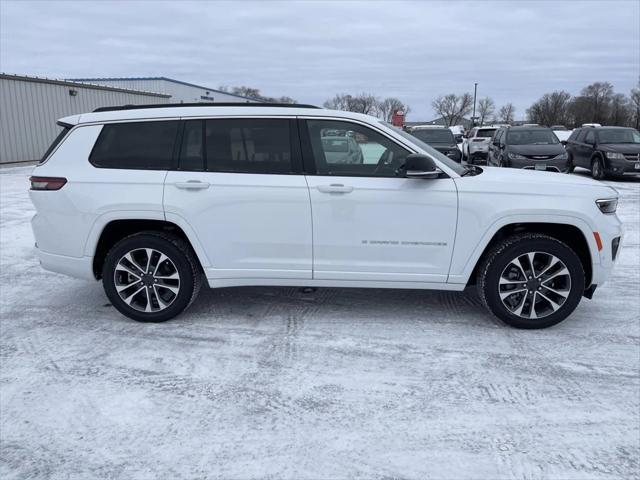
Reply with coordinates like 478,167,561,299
93,102,320,113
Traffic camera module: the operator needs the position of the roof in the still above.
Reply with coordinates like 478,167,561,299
66,76,264,102
58,105,376,126
0,73,170,97
93,102,319,113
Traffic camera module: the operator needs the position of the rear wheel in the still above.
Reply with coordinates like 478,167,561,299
102,231,202,322
591,156,606,180
477,233,585,329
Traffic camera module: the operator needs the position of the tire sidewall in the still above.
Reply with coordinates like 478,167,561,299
592,156,605,179
103,234,195,322
484,238,585,329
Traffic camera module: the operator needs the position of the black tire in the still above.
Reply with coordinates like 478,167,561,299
476,233,585,329
566,152,575,173
102,231,202,322
591,156,606,180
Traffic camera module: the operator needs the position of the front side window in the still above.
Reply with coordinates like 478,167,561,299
584,130,595,145
90,121,179,169
506,129,559,145
205,119,293,174
306,120,410,177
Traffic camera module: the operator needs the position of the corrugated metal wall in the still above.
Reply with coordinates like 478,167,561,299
0,76,170,163
81,79,256,104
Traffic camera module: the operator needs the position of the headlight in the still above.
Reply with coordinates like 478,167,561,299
596,198,618,214
556,152,568,160
606,152,625,160
508,152,526,160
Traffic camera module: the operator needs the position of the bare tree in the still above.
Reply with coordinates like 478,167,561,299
526,91,572,126
219,85,297,103
431,93,473,126
577,81,614,124
631,83,640,130
476,97,495,126
497,103,516,124
323,93,381,116
378,97,411,122
609,93,630,126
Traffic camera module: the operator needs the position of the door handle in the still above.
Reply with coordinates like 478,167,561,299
175,181,210,190
317,184,354,194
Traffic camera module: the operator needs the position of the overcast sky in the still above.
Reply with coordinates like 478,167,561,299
1,0,638,120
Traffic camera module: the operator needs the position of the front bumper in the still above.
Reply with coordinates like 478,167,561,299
605,157,640,176
508,157,570,172
590,211,624,289
468,151,488,164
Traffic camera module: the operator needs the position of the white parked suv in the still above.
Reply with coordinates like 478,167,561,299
462,126,498,164
30,103,623,328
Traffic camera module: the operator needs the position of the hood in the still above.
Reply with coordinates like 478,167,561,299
598,144,640,155
457,166,618,199
508,144,565,156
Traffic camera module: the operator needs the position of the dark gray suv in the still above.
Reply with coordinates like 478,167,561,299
488,127,569,172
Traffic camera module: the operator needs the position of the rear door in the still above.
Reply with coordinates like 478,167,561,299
164,118,312,281
302,118,458,283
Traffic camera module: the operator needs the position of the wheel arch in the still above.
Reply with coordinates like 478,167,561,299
462,221,595,288
90,217,209,280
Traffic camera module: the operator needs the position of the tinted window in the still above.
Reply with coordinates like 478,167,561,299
568,128,581,141
205,119,292,174
307,120,410,177
410,129,455,144
584,130,595,144
180,121,204,171
506,129,559,145
40,126,70,163
598,128,640,144
90,121,179,169
476,128,496,138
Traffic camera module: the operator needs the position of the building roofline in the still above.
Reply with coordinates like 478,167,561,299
67,76,265,102
0,73,171,97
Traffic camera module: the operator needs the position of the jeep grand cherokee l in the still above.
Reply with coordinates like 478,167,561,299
29,103,622,329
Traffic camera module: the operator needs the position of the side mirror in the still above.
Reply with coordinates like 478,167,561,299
401,154,440,179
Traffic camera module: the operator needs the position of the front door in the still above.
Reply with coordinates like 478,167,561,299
164,118,312,281
302,119,458,283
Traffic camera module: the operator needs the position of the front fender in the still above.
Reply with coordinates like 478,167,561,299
447,213,600,285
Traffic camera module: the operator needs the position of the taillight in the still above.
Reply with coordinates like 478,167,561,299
29,176,67,191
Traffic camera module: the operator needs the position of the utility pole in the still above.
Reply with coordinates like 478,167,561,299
472,82,478,127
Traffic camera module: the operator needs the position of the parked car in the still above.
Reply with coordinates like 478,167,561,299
488,126,569,172
29,103,622,329
564,126,640,179
449,125,465,144
462,126,498,164
409,126,462,162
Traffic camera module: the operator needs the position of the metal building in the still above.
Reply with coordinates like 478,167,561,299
67,77,261,104
0,74,171,164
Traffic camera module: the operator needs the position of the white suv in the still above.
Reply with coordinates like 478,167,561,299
462,126,498,164
30,104,623,328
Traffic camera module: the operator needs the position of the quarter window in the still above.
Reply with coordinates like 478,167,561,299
90,121,179,170
306,120,410,177
205,119,293,174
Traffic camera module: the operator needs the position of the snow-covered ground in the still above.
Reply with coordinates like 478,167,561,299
1,166,638,479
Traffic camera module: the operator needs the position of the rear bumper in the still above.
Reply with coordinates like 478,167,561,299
35,247,96,281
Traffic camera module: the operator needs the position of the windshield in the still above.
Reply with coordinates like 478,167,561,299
410,129,454,144
506,129,559,145
386,124,466,175
476,129,496,138
598,129,640,144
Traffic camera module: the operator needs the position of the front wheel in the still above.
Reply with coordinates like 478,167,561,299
102,231,202,322
566,153,575,173
591,157,606,180
477,233,585,329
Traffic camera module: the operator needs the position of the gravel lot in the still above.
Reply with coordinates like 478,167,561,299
1,166,638,480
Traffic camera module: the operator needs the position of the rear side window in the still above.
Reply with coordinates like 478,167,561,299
90,121,179,170
40,125,70,164
205,119,293,174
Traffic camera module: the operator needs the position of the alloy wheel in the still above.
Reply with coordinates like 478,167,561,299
114,248,181,313
498,251,571,319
